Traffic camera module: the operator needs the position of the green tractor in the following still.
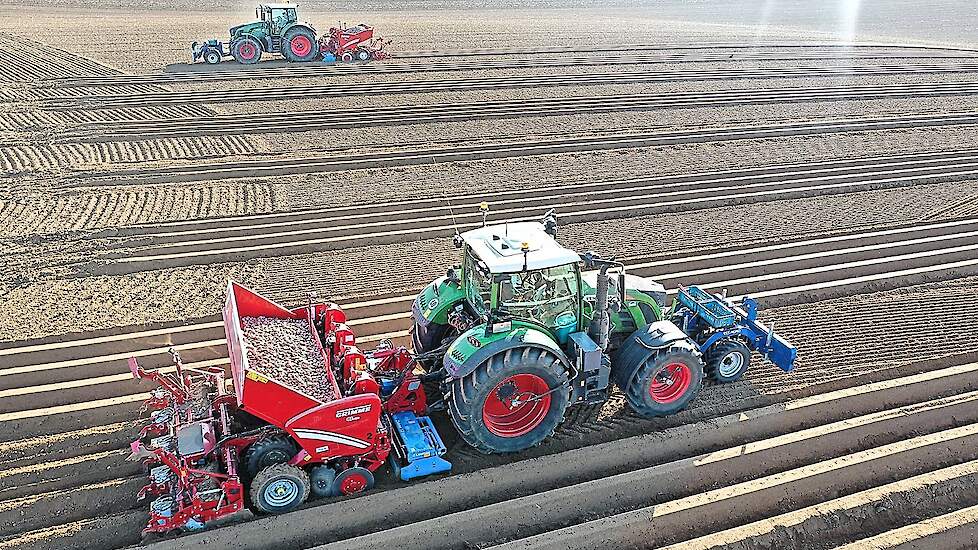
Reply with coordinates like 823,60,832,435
412,209,796,454
227,3,319,64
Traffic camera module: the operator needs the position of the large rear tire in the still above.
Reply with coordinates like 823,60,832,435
232,37,262,65
618,344,704,417
250,463,310,514
447,347,569,454
282,27,319,62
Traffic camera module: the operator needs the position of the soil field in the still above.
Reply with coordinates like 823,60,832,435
2,0,978,549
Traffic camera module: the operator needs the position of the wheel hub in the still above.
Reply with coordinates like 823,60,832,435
648,362,692,404
718,351,744,377
482,374,551,438
264,479,298,506
341,474,366,494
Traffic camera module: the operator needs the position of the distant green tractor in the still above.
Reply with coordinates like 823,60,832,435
412,209,796,454
228,3,319,64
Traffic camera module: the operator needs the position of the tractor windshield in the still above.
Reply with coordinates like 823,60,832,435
498,264,579,329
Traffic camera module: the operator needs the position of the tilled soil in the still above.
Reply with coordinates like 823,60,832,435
3,176,976,342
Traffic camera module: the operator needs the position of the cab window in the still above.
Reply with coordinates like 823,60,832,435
498,264,579,328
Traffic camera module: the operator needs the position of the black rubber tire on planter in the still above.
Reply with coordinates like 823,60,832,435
447,346,569,454
282,27,319,62
620,344,704,417
231,37,262,64
250,463,310,514
331,466,375,496
309,465,337,498
705,340,751,383
242,436,297,480
356,48,371,61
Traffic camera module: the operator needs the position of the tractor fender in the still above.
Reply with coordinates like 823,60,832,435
285,22,317,35
612,321,699,385
233,32,265,49
443,322,572,380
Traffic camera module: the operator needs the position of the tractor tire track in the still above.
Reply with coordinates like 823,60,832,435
64,112,978,186
55,81,978,142
47,62,978,109
77,150,978,272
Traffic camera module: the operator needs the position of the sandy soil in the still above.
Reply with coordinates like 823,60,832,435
2,2,978,548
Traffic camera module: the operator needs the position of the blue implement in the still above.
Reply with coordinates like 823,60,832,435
677,285,737,328
677,286,797,372
388,411,452,481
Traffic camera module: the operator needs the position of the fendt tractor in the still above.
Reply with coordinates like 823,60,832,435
191,3,389,65
127,208,796,534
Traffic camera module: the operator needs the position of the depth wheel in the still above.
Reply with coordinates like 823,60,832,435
447,347,569,454
340,51,355,63
621,345,704,417
250,463,310,514
705,340,751,383
309,465,337,498
356,48,371,61
331,467,374,496
204,50,221,65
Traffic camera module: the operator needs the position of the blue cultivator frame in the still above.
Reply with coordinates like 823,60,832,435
675,286,797,372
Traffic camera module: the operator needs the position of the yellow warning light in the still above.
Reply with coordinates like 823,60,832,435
479,201,489,211
521,241,530,252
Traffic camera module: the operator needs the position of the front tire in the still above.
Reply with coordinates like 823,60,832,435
620,345,704,417
705,340,751,383
232,37,262,64
447,347,569,454
250,463,310,514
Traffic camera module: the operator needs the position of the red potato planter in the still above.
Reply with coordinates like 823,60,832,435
128,282,448,534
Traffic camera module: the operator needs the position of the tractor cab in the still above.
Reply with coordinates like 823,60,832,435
257,3,297,34
458,222,583,343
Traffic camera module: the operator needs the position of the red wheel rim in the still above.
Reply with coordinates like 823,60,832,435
291,35,312,56
649,362,692,404
339,473,367,495
239,43,256,60
482,374,551,437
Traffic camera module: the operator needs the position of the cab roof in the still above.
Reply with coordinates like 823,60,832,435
461,222,581,274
